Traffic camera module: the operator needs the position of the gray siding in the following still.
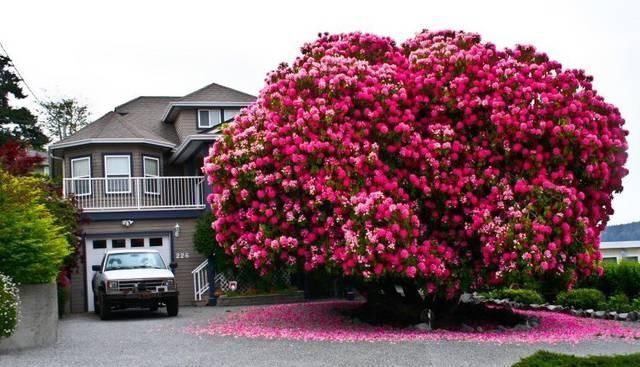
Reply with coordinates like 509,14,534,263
63,144,167,178
174,110,198,144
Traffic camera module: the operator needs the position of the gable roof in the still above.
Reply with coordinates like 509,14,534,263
161,82,256,122
179,82,255,103
49,81,256,151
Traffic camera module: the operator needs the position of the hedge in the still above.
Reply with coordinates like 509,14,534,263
555,288,606,310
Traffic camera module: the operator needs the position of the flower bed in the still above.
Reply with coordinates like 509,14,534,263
188,300,640,344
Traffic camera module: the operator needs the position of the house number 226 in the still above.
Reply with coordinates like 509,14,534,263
176,252,190,259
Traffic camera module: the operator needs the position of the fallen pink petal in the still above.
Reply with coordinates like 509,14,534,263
187,301,640,344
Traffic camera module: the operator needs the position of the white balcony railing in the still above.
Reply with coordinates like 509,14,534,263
63,176,206,212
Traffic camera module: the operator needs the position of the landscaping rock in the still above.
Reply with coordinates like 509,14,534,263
571,309,584,317
530,304,542,310
585,309,595,317
512,323,531,331
460,323,475,332
627,312,639,321
414,323,431,331
607,312,618,320
617,313,629,321
594,311,606,319
546,305,562,312
459,293,473,303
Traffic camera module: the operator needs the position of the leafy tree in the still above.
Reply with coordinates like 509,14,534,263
204,31,628,325
0,139,44,175
0,55,48,149
40,98,89,141
0,168,71,284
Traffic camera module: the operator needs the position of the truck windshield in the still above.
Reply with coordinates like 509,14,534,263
104,252,166,271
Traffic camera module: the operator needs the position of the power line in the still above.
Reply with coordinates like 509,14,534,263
0,40,43,104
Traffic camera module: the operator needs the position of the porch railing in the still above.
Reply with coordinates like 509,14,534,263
63,176,206,212
192,259,209,302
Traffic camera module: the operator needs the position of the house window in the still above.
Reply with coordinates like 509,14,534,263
104,155,131,193
143,156,160,194
70,157,91,196
149,237,163,247
111,239,126,248
623,256,639,263
92,239,106,249
197,109,221,129
131,238,145,247
602,257,618,264
223,108,241,122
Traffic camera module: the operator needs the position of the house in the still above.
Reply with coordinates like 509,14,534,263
28,149,49,175
48,82,255,312
600,221,640,264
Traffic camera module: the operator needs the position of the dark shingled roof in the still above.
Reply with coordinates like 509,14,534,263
179,82,255,102
53,96,179,146
50,82,256,149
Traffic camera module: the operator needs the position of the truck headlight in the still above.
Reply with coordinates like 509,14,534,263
163,279,175,288
106,280,119,290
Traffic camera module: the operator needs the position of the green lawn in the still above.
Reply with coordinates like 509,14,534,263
513,351,640,367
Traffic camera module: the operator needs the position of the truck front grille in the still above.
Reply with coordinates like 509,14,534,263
117,279,164,292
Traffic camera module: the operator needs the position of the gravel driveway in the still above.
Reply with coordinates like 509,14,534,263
1,306,639,367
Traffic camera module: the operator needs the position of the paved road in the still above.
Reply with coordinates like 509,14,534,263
1,306,639,367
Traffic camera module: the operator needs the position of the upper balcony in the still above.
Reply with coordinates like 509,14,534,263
63,176,206,212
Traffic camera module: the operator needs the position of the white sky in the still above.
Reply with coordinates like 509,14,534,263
1,0,638,225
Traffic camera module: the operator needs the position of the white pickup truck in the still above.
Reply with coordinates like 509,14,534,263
91,249,179,320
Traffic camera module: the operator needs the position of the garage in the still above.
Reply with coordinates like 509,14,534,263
84,234,172,312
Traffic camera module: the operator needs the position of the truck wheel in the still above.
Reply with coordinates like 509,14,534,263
166,297,179,317
94,294,100,314
99,293,111,320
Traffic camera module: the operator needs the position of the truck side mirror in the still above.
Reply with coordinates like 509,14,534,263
91,265,101,272
169,262,178,270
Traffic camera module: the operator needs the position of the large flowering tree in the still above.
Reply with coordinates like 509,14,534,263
204,30,628,321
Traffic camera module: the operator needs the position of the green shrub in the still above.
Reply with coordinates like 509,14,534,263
606,293,633,313
0,272,20,338
193,211,233,273
631,298,640,311
555,288,606,310
0,170,71,284
489,288,544,305
514,351,640,367
605,261,640,299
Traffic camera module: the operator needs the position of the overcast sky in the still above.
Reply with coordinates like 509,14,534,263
1,0,638,225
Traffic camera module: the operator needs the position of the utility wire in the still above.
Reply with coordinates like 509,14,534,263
0,40,43,104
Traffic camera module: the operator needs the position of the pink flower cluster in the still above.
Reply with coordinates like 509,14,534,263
203,30,628,295
187,301,640,344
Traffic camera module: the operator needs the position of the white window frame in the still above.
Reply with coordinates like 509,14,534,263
223,108,241,122
70,157,92,196
143,156,161,195
197,109,222,129
104,155,132,194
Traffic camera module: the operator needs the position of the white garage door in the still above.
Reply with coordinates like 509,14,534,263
85,235,172,312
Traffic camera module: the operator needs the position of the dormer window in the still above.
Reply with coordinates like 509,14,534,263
198,109,221,129
223,108,241,122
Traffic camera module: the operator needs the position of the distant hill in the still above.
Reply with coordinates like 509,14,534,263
601,221,640,242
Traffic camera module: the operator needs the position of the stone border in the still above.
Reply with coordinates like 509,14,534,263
474,295,640,322
216,291,305,307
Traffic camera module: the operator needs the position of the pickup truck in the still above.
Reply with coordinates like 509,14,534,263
91,249,179,320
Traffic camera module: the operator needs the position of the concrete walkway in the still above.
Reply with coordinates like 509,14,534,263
1,306,638,367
